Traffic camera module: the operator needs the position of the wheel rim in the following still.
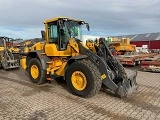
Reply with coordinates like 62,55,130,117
71,71,87,91
31,65,39,79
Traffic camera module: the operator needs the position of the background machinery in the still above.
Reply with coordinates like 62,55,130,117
17,39,45,54
8,38,20,53
20,40,35,53
107,37,136,55
0,36,19,70
21,17,138,98
141,54,160,72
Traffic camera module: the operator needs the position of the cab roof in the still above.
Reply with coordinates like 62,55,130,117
43,16,85,24
0,36,6,38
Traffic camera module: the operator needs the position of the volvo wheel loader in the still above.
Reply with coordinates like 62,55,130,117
0,36,19,69
21,17,138,98
8,38,20,53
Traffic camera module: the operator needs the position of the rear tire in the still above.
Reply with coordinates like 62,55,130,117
66,59,102,98
28,58,46,85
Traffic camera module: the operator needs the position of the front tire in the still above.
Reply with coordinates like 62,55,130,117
28,58,46,85
66,59,102,98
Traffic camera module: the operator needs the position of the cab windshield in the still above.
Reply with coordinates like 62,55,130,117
64,21,82,40
48,19,89,50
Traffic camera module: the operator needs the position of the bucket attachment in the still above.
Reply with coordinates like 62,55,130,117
115,69,138,97
77,38,138,97
96,38,138,97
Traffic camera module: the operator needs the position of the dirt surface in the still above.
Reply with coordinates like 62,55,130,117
0,67,160,120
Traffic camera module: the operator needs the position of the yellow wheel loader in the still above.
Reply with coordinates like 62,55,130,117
21,17,138,98
0,37,20,69
8,38,20,53
8,38,22,64
19,39,44,55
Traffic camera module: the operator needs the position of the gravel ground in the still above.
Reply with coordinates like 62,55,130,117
0,67,160,120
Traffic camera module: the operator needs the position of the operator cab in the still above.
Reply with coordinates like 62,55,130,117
0,37,11,47
42,17,89,51
0,37,5,47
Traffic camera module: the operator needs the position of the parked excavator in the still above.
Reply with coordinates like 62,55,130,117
0,36,19,69
21,17,138,98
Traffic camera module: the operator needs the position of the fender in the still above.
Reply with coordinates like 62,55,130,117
63,55,88,79
26,50,51,70
69,55,88,61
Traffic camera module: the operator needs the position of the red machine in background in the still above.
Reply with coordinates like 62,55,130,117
141,55,160,72
117,51,156,66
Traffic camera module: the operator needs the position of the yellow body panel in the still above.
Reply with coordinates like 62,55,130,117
20,57,27,69
31,42,45,51
46,57,67,76
55,62,67,76
0,47,4,51
114,43,136,52
45,44,71,56
24,46,30,53
9,47,20,53
46,57,64,75
45,38,80,57
24,40,32,46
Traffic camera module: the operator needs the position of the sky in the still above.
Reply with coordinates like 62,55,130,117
0,0,160,40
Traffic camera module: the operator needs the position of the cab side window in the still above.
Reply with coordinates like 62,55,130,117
48,23,58,44
0,39,3,47
48,21,68,50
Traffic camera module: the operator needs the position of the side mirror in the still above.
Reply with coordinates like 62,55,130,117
41,30,45,39
86,23,90,31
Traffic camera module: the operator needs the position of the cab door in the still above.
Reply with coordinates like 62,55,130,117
45,21,71,56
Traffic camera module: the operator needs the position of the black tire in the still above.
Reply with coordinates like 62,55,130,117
65,59,102,98
28,58,46,85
